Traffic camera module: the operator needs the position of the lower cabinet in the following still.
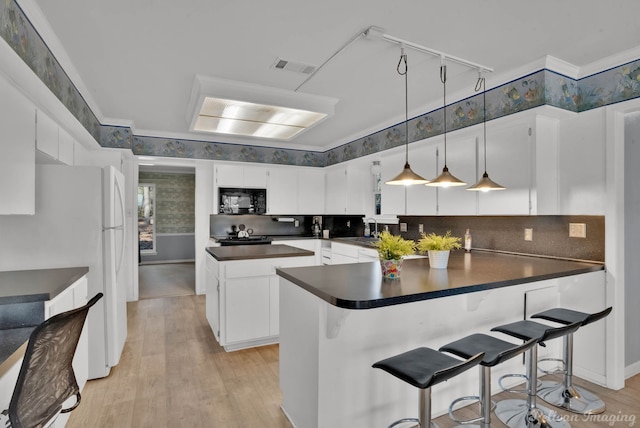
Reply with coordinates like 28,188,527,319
206,253,316,351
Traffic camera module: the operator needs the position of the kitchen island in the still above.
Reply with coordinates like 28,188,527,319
205,244,316,351
276,251,606,428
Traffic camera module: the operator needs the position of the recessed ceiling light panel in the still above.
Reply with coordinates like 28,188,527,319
187,75,338,141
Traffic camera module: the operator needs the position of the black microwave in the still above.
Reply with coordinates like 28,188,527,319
219,188,267,214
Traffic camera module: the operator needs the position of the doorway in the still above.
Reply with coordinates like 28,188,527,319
137,166,196,299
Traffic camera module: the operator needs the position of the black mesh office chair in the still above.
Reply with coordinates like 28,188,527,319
1,292,102,428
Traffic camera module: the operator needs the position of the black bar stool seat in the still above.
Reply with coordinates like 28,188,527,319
373,347,484,428
440,334,537,427
490,320,581,428
531,307,612,415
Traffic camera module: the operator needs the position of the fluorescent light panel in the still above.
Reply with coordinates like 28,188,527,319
194,97,327,140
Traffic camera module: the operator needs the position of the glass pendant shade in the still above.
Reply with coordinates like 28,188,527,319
467,171,506,191
425,165,467,187
386,162,430,185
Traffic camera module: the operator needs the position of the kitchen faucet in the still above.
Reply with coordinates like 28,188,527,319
363,217,378,238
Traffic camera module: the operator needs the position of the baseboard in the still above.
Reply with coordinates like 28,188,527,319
625,360,640,379
139,259,195,265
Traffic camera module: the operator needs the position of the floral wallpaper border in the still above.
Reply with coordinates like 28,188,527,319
3,0,640,167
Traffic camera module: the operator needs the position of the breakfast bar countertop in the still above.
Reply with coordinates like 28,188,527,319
276,251,604,309
206,244,314,261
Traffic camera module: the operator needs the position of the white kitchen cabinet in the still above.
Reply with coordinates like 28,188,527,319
0,74,36,215
478,119,532,215
325,165,368,215
331,242,360,264
380,150,408,215
436,134,478,215
35,109,76,166
267,167,297,214
35,108,59,160
214,163,267,188
206,252,315,351
225,276,271,343
297,168,325,214
274,239,322,265
406,143,439,215
57,127,75,165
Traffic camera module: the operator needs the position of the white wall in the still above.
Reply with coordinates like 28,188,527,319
624,112,640,370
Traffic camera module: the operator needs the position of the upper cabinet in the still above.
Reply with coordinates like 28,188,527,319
297,168,325,214
0,74,36,215
214,163,267,188
35,109,76,166
267,166,325,214
477,118,533,215
324,164,368,215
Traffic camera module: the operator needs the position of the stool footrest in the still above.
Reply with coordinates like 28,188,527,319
448,395,496,425
388,417,420,428
538,357,566,376
498,373,529,394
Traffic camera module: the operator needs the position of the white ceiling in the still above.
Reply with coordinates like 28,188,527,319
28,0,640,151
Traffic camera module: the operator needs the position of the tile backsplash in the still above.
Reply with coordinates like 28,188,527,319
398,215,604,262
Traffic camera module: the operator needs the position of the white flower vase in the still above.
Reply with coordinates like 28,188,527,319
428,250,450,269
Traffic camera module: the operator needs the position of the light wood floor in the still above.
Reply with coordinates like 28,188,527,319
69,295,640,427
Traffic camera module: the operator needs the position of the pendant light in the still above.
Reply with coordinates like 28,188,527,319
467,74,506,191
385,46,429,186
426,63,467,187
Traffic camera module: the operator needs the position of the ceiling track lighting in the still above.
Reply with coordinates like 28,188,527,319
426,62,467,187
467,74,506,192
385,46,429,186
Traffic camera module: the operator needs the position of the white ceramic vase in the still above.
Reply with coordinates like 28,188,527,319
427,250,450,269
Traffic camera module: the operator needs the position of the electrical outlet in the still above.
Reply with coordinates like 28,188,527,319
524,228,533,241
418,224,424,233
400,223,407,232
569,223,587,238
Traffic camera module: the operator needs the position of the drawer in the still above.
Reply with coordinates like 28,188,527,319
224,260,273,278
331,242,359,258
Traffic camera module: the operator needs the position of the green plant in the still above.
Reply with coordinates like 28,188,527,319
373,230,416,260
417,231,462,252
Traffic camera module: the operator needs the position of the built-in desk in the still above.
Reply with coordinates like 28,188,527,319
0,267,89,425
276,251,606,428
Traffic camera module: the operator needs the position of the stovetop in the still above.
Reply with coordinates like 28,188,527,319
215,236,273,246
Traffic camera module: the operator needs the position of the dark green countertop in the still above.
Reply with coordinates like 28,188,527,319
206,244,315,261
276,251,604,309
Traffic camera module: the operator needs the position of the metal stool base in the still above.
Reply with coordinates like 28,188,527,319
537,380,605,415
495,399,570,428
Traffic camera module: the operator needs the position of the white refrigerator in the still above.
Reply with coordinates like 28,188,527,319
0,164,129,379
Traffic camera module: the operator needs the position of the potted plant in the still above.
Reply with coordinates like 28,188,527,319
417,231,462,269
372,230,416,279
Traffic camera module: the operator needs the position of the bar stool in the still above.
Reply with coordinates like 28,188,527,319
531,307,612,415
439,334,537,427
490,320,582,428
373,347,484,428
